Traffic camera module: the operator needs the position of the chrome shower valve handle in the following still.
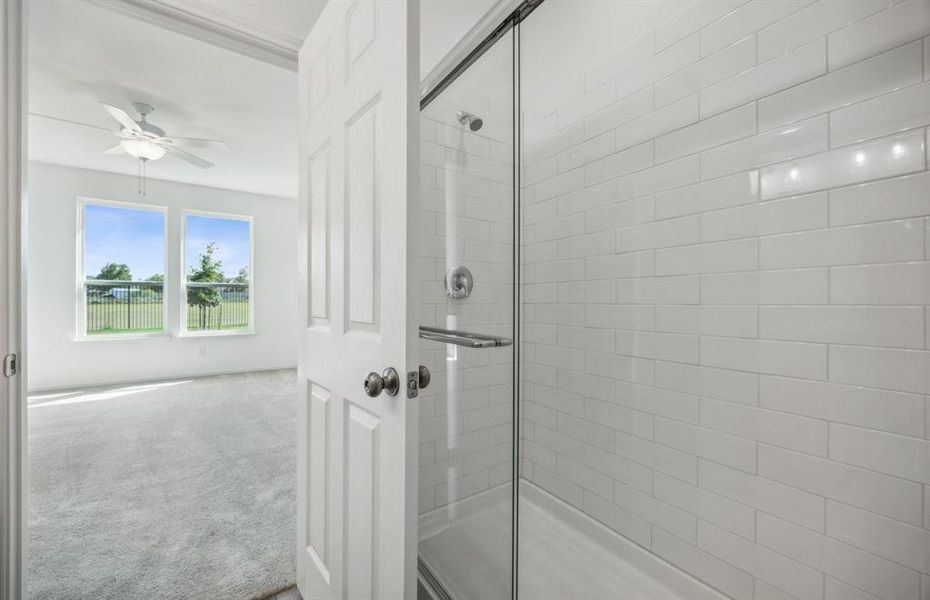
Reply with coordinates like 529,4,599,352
444,265,474,299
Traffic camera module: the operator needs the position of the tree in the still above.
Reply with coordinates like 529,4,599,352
187,242,224,329
97,262,131,281
231,266,249,284
92,262,132,301
141,273,164,302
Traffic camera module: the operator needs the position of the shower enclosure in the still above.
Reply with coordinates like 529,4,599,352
419,1,930,599
417,23,519,599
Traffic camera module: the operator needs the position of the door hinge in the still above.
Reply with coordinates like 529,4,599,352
3,353,17,377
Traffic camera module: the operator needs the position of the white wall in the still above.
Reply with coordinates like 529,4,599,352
520,0,690,117
521,1,930,599
27,161,298,391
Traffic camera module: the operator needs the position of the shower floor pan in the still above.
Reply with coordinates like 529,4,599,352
419,482,728,600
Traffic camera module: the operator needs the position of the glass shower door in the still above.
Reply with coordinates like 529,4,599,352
416,26,517,600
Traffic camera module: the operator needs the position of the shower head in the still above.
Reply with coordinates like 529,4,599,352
457,111,483,132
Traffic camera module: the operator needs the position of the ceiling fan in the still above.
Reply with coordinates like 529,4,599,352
31,101,227,194
34,101,225,167
104,102,227,168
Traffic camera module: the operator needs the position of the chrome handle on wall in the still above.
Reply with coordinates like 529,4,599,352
364,367,400,398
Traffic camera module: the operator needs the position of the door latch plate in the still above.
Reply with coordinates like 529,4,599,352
3,353,17,377
406,370,418,399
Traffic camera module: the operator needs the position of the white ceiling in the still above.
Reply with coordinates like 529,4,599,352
28,0,300,199
26,0,524,199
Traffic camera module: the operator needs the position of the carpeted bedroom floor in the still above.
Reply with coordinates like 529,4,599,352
27,369,297,600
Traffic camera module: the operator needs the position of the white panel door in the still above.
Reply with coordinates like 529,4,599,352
296,1,419,599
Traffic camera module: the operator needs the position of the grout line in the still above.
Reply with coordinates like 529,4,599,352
533,39,927,189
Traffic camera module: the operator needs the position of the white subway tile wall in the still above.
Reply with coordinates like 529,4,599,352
521,1,930,599
418,87,515,515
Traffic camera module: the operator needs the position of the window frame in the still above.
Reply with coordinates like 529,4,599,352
179,209,255,337
76,197,169,341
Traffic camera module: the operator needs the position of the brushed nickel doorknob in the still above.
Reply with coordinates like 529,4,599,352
418,365,431,390
364,367,400,398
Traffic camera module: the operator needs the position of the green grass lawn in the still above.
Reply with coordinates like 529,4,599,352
186,300,251,332
86,301,250,335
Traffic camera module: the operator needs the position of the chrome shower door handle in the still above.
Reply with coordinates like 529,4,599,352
364,367,400,398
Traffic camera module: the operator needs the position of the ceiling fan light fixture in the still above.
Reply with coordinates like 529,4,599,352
120,139,166,161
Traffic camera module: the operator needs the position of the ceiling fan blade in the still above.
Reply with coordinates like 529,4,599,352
102,103,142,132
29,112,121,135
161,136,229,150
103,145,125,155
165,145,214,169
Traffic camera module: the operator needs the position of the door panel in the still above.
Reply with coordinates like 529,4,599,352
304,382,331,584
345,401,379,599
346,98,381,330
308,145,330,327
297,1,419,599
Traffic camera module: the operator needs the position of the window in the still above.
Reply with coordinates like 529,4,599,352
80,200,167,336
183,212,252,333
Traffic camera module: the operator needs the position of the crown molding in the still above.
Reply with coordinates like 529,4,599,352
90,0,301,71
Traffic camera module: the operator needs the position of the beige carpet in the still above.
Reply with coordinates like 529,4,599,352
27,369,297,600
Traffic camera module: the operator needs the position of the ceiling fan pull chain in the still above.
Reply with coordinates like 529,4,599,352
134,158,149,196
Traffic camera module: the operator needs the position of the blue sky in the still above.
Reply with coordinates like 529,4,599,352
84,204,165,280
185,214,250,279
83,205,250,281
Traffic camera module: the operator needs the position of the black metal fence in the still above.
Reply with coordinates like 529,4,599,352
185,282,250,331
85,280,164,334
84,280,251,334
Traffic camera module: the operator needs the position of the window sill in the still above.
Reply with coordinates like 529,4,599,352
177,329,256,338
75,329,256,341
76,332,168,342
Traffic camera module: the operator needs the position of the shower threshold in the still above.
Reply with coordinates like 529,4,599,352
418,482,729,600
